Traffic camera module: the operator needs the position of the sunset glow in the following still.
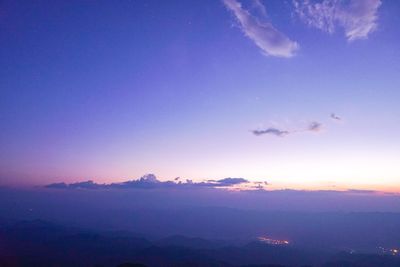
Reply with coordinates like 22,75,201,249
0,0,399,193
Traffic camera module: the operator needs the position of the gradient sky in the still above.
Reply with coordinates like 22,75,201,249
1,0,399,190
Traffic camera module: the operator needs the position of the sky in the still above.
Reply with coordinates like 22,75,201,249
0,0,399,191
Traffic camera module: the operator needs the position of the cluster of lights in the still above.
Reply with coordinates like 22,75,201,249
378,246,399,256
257,236,290,246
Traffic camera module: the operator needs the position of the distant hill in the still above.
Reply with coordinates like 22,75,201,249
1,220,400,267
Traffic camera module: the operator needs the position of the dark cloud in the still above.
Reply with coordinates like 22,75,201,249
252,121,323,138
46,175,258,191
109,174,174,189
47,181,102,189
216,177,248,185
46,182,68,189
330,113,341,121
252,128,289,137
69,180,102,189
308,121,322,132
346,189,377,194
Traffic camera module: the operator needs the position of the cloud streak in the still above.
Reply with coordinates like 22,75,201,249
223,0,299,58
293,0,382,41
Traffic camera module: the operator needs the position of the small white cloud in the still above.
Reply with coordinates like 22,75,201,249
293,0,382,41
223,0,299,58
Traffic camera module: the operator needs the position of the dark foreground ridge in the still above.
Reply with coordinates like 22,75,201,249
0,220,399,267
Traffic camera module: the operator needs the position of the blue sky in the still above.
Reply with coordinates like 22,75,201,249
1,0,399,190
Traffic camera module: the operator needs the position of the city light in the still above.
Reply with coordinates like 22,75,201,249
257,236,290,246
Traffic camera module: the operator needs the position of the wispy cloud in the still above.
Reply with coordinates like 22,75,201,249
223,0,299,58
293,0,382,41
251,0,267,17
